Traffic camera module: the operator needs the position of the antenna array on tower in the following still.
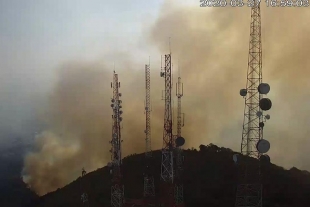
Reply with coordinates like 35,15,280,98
235,2,273,207
110,71,124,207
143,63,156,206
174,66,185,206
159,52,175,206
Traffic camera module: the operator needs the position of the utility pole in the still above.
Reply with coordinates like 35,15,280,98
80,168,89,207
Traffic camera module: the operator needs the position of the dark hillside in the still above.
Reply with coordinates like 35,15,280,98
0,142,38,207
32,144,310,207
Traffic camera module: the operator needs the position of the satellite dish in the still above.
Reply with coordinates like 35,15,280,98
240,89,247,97
256,139,270,153
119,117,123,122
175,137,185,147
258,83,270,94
259,122,264,128
111,104,114,108
119,93,122,97
111,99,115,103
233,154,239,163
119,111,123,114
260,154,271,163
259,98,272,111
265,114,270,120
256,111,263,117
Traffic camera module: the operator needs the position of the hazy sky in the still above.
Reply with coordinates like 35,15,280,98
0,0,167,144
2,0,310,195
0,0,199,146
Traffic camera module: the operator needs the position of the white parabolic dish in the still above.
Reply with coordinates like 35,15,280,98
256,139,270,153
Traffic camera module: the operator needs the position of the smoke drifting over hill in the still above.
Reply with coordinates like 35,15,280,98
23,3,310,195
22,60,165,195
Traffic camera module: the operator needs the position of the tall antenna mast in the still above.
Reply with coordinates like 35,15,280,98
159,46,174,207
143,61,155,206
110,71,124,207
176,61,184,138
235,2,272,207
169,37,171,54
174,62,185,206
80,168,89,207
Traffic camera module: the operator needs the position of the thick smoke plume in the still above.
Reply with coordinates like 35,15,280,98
23,60,165,195
149,3,310,170
23,3,310,195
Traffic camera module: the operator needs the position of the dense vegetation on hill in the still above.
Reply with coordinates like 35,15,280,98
0,142,38,207
31,144,310,207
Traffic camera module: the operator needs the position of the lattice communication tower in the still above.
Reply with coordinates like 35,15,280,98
159,53,174,207
143,63,156,206
235,2,272,207
110,71,124,207
174,71,185,207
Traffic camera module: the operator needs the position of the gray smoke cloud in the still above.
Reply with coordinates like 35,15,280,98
23,2,310,195
22,59,165,195
149,2,310,170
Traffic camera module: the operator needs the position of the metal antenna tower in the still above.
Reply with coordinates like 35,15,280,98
235,2,272,207
159,52,174,207
110,71,124,207
143,62,155,205
80,168,89,207
174,65,185,207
